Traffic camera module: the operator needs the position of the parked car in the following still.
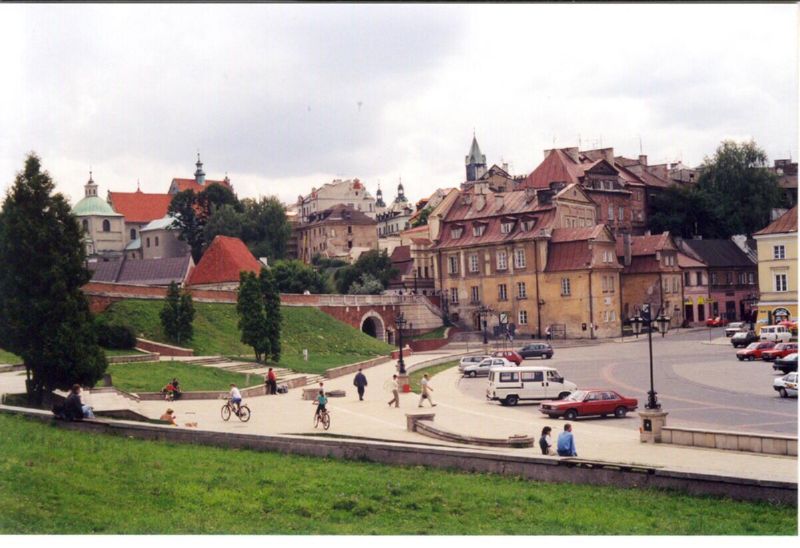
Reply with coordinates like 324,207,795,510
773,353,798,374
706,316,728,327
539,389,638,420
760,343,798,362
486,366,576,406
736,341,776,361
731,330,758,348
518,343,554,360
458,355,491,372
773,372,798,398
724,322,747,337
491,350,523,365
462,357,514,378
759,325,792,343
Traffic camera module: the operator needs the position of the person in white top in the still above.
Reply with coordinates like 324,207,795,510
229,383,243,415
418,374,437,408
387,374,400,408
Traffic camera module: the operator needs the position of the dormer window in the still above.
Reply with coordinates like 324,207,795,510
473,224,486,237
520,219,536,231
451,227,463,239
500,220,515,234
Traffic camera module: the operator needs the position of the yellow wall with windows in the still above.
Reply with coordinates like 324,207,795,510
755,232,797,327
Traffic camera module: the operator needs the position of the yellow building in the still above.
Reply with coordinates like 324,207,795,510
753,206,797,328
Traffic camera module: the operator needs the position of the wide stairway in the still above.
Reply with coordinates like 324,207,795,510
184,357,308,386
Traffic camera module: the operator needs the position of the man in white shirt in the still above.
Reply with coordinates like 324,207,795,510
229,383,243,415
387,374,400,408
418,374,437,408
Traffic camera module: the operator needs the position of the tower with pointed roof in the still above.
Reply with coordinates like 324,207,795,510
194,153,206,185
465,133,487,182
393,178,408,205
375,183,386,208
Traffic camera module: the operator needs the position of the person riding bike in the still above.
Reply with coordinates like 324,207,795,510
314,390,328,420
229,383,243,415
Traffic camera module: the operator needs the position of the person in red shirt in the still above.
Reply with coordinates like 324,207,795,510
266,368,277,395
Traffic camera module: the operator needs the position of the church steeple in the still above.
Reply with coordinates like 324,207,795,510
465,133,487,182
375,182,386,208
84,170,98,197
194,152,206,185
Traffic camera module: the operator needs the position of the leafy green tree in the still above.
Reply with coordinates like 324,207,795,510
237,272,268,362
410,206,431,227
334,249,397,294
0,154,107,404
260,269,282,362
347,273,385,295
647,185,728,238
271,259,328,293
168,190,205,262
160,282,195,345
176,290,195,345
198,184,241,217
240,196,292,262
204,204,245,244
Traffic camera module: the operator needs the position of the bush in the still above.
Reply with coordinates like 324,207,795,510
95,318,137,349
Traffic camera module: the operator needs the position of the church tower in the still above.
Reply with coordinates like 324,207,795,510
194,153,206,185
465,133,487,182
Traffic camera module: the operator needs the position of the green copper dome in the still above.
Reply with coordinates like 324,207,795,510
73,196,122,217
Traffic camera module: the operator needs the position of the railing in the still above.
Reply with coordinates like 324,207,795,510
317,294,435,307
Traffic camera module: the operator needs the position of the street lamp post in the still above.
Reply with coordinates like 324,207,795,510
395,312,407,375
630,305,671,410
477,305,491,346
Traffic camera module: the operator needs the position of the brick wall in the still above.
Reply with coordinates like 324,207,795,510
136,338,193,357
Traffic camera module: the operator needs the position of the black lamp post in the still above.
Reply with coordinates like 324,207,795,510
630,305,671,410
395,312,407,374
477,305,491,346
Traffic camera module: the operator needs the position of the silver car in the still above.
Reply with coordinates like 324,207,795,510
724,322,747,337
773,372,798,398
462,357,514,378
458,355,491,372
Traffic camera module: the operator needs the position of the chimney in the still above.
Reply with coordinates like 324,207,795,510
494,194,504,209
623,233,632,266
638,154,647,166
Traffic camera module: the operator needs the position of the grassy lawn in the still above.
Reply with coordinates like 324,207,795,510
99,362,263,393
101,300,392,375
407,360,458,394
0,348,21,364
0,413,794,534
411,326,447,341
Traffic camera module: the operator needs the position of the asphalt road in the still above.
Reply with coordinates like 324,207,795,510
455,328,799,434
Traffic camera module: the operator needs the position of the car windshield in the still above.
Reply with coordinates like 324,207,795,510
565,390,586,401
745,343,759,350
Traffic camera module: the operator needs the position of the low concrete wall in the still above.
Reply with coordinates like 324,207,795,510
406,413,534,449
1,405,795,506
324,356,391,380
662,426,798,456
107,352,160,364
0,364,24,373
135,338,193,357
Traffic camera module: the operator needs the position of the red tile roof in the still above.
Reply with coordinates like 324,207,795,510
677,252,706,269
614,232,672,257
186,235,262,286
170,178,231,195
108,190,174,223
544,241,593,272
550,225,606,243
754,206,797,235
521,149,584,189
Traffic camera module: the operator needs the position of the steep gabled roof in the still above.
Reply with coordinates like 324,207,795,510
304,203,376,227
521,149,584,189
615,232,673,257
681,239,756,268
754,206,797,236
89,255,193,286
549,225,606,243
186,235,261,286
108,190,174,223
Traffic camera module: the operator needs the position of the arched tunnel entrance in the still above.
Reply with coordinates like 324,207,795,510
360,312,385,341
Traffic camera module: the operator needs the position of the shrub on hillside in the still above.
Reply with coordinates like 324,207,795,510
94,319,137,349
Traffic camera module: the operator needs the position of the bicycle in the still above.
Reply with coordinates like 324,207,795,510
314,405,331,430
221,399,251,422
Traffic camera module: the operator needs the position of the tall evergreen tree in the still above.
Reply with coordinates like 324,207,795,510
260,269,282,363
160,282,181,342
176,290,195,345
237,271,268,362
0,154,107,404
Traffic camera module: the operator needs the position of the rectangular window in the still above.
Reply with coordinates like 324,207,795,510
774,245,785,259
618,207,624,222
348,226,352,234
608,205,614,221
448,256,459,274
684,272,691,286
673,277,679,292
471,286,480,303
521,219,535,231
561,278,571,296
451,227,463,239
469,254,479,273
500,221,514,234
517,282,527,299
696,272,703,286
748,272,755,285
498,284,507,301
496,250,508,271
499,372,519,383
711,272,718,285
514,248,526,268
519,310,528,325
775,273,788,292
473,225,486,237
450,287,459,304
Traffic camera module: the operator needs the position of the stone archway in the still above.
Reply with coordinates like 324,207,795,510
360,311,386,341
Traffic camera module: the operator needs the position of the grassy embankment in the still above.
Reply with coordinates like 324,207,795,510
0,349,21,364
100,362,263,393
1,348,145,364
407,360,458,394
0,413,794,534
101,300,393,375
411,326,447,340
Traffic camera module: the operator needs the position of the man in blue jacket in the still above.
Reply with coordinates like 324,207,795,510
557,423,577,457
353,368,368,401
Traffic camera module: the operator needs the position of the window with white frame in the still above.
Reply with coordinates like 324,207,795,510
618,207,624,221
672,277,679,292
471,286,480,303
448,255,459,274
517,282,527,298
514,248,526,268
450,287,459,304
496,250,508,271
473,224,486,237
469,254,479,273
561,278,571,296
774,245,785,259
775,273,788,292
748,272,755,285
607,205,614,221
500,221,514,234
521,219,535,231
696,271,703,286
498,284,508,301
451,227,463,239
684,272,691,286
518,310,528,325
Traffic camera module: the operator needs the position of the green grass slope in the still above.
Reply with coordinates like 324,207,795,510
101,362,263,393
101,300,392,374
0,414,794,534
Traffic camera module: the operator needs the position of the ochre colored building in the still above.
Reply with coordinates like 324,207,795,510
753,206,797,328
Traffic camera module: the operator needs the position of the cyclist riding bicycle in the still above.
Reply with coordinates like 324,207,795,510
314,390,328,420
229,383,243,415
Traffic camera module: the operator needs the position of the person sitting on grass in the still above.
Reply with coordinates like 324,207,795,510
162,382,176,401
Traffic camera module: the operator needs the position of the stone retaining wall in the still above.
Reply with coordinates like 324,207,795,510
135,338,193,357
107,352,160,364
1,405,794,506
323,356,391,380
662,426,798,456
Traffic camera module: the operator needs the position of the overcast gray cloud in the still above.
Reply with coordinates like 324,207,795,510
0,4,795,207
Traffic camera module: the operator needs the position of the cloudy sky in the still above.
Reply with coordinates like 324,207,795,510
0,4,796,208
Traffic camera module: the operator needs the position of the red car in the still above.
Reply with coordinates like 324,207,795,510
761,343,798,362
539,389,638,420
706,316,729,327
736,341,776,361
491,350,523,365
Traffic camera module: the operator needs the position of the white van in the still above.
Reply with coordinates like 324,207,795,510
759,325,792,343
486,366,577,406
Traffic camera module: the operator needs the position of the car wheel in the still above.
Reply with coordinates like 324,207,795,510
546,354,552,359
564,409,578,421
748,355,755,361
558,392,571,400
737,356,744,361
614,406,628,418
779,388,788,398
505,395,519,406
469,371,476,378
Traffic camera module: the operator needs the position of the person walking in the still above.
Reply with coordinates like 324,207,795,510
418,373,437,407
545,326,551,341
353,368,368,401
387,374,400,408
557,423,577,457
539,426,553,455
266,367,277,395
